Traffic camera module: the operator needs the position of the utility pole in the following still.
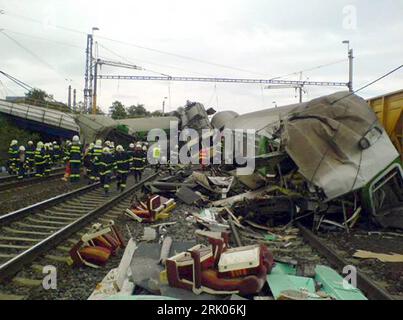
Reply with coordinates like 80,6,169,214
84,34,93,112
162,96,167,115
84,27,99,114
73,89,76,111
348,47,354,92
343,40,354,92
68,85,72,108
92,59,98,115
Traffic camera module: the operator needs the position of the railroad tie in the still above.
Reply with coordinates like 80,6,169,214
2,227,51,236
45,210,83,217
0,243,31,250
36,213,77,222
0,236,41,243
26,217,68,226
16,222,61,230
0,293,26,300
12,277,42,288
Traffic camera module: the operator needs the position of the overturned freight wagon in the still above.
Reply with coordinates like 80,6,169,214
212,92,403,229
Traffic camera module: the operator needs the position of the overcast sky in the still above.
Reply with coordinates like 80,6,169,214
0,0,402,115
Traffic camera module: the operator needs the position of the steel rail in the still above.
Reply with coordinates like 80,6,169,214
297,223,394,300
0,172,159,281
0,169,65,192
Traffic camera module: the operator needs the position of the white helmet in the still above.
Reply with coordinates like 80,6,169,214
105,141,111,146
103,147,110,153
129,143,135,148
136,143,142,148
142,146,147,151
53,141,57,145
28,141,33,146
19,146,26,152
72,135,80,142
37,141,44,149
116,145,124,152
11,140,18,146
89,143,95,148
96,140,102,147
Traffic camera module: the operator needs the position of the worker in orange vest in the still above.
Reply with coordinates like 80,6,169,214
199,147,209,171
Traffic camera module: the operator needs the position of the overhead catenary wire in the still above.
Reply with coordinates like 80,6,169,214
0,30,80,88
1,8,347,81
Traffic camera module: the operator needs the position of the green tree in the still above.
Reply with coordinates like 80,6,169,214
127,104,150,118
0,116,40,167
109,101,127,119
151,110,163,117
25,89,49,104
25,89,68,112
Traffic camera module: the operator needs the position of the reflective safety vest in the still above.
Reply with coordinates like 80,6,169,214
153,147,161,159
199,148,209,165
98,153,114,176
114,151,131,173
68,144,82,164
8,145,18,160
34,149,46,165
132,149,146,170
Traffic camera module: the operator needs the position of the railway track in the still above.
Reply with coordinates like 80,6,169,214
296,224,395,300
0,167,66,192
0,171,159,282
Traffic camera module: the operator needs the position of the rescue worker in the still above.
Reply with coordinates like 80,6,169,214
17,146,27,179
34,142,46,178
68,135,82,182
115,145,131,192
199,145,209,171
168,144,179,175
25,141,36,177
53,141,62,165
90,140,103,182
44,143,53,176
83,143,94,182
62,140,72,182
127,143,135,174
7,140,19,175
110,142,115,155
130,144,144,183
152,143,161,172
98,147,114,195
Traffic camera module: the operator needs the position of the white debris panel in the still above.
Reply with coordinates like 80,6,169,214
280,92,400,200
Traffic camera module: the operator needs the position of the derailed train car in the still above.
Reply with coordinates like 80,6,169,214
212,92,403,230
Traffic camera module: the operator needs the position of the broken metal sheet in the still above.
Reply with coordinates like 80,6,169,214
281,92,400,201
176,186,202,205
212,187,273,207
191,172,234,196
130,242,195,294
314,265,367,300
141,227,157,242
228,170,266,190
353,250,403,263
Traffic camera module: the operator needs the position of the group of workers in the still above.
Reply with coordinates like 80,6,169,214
6,139,62,179
6,136,149,195
67,136,149,195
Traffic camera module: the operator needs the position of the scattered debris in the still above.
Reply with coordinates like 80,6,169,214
126,194,176,223
164,230,274,296
353,250,403,263
69,221,125,268
142,227,157,242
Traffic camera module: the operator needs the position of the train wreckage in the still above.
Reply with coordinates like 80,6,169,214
78,91,402,300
